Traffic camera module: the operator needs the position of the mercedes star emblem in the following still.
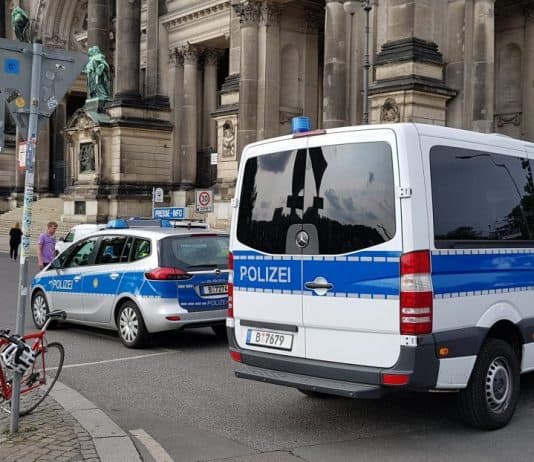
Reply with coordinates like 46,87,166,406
296,230,309,248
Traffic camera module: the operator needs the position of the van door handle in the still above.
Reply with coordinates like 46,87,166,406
109,273,120,280
305,277,333,296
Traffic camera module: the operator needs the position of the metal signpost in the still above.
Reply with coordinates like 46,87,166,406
0,37,87,433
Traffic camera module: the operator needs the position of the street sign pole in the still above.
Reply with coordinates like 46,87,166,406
10,41,43,434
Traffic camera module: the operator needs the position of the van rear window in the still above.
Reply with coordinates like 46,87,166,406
430,146,534,247
237,142,395,254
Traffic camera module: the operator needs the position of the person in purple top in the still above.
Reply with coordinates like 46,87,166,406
37,221,58,270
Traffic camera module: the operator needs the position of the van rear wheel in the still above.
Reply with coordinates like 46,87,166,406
458,338,519,430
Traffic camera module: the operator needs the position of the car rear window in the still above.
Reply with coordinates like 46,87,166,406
237,142,395,254
159,235,229,270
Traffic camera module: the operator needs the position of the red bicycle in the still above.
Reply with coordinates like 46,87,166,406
0,310,66,416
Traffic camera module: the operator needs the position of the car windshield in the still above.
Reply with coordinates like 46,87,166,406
159,235,229,270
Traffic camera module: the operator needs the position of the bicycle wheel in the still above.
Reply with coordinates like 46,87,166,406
19,342,64,416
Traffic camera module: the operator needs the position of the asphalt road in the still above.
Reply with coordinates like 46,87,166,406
2,253,534,461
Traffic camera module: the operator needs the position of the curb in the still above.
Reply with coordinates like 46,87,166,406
49,381,142,462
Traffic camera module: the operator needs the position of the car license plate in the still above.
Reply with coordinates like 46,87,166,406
201,284,228,296
246,329,293,351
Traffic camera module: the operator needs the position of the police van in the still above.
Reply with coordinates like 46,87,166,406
227,121,534,430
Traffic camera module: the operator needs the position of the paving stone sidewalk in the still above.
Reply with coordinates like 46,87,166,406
0,395,100,462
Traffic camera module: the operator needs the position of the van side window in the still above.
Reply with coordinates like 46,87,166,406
430,146,534,247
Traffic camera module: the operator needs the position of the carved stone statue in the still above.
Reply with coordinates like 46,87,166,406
11,6,30,43
380,98,400,123
79,142,95,173
222,120,235,159
84,46,111,100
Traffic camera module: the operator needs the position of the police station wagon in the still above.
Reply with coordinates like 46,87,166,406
31,223,229,348
228,121,534,430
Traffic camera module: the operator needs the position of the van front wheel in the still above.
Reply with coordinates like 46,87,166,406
458,338,519,430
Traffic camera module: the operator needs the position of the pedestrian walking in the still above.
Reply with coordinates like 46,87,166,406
37,221,58,270
8,222,22,260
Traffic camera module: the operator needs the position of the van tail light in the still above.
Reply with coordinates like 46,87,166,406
229,349,242,362
382,373,410,386
400,250,433,335
145,267,192,280
228,252,234,319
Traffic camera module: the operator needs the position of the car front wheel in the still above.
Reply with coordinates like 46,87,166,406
117,301,147,348
31,291,50,329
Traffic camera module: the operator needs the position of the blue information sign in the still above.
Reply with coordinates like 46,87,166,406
4,58,19,74
153,207,187,219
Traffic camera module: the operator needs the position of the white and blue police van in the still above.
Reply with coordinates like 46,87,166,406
31,220,229,348
227,120,534,429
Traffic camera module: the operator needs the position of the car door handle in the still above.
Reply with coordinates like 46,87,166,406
305,281,333,290
109,273,120,280
73,276,81,282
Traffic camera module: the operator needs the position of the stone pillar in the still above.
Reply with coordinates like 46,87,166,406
0,1,5,38
524,10,534,142
171,50,184,184
303,13,321,130
233,1,260,160
471,0,495,133
113,0,142,104
257,2,281,140
203,49,220,150
87,0,110,58
323,0,347,128
181,45,200,186
51,102,67,195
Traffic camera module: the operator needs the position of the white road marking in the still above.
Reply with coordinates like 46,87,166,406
130,428,174,462
56,351,176,370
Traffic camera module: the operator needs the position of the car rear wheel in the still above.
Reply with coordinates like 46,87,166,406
117,301,147,348
458,338,520,430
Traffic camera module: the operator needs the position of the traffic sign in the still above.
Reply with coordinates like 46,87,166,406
0,37,88,139
153,207,188,219
154,187,164,203
196,189,214,213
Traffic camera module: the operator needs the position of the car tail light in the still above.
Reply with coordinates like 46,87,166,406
228,252,234,319
145,267,192,280
400,250,433,335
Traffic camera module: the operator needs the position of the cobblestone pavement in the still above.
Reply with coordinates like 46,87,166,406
0,395,100,462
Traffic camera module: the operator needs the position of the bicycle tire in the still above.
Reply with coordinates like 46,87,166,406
19,342,64,416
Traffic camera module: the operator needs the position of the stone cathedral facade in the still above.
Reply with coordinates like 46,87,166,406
0,0,532,228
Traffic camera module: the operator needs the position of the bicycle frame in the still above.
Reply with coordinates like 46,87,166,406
0,318,53,402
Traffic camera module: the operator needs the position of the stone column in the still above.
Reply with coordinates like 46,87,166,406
51,102,67,194
524,9,534,142
471,0,495,133
257,2,282,140
323,0,347,128
233,1,261,160
304,12,321,130
113,0,142,104
171,49,184,184
203,49,220,150
0,1,5,38
87,0,110,58
181,45,200,186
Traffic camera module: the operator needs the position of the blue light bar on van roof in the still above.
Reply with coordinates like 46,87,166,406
291,116,311,134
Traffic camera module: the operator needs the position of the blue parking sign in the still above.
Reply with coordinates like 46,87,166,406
153,207,187,219
4,58,20,74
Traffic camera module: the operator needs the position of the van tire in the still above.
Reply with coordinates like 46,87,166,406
117,301,147,348
298,388,333,399
458,338,520,430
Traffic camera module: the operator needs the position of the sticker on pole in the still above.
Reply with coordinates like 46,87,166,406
196,189,214,213
18,142,26,170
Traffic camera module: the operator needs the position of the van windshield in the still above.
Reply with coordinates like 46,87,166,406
159,235,229,270
237,142,395,254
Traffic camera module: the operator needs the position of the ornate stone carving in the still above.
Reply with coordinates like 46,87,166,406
162,1,231,30
11,6,30,42
204,48,224,66
380,98,400,123
179,44,201,65
221,120,236,159
233,1,261,26
79,142,95,173
170,48,185,67
260,2,282,27
45,34,67,49
84,46,112,99
495,113,521,127
303,11,323,34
